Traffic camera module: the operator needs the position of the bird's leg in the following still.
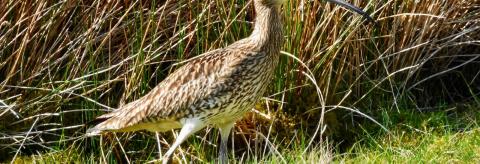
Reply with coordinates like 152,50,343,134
162,118,205,164
218,121,235,164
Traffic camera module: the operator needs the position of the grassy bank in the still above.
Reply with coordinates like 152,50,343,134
11,103,480,163
1,0,479,163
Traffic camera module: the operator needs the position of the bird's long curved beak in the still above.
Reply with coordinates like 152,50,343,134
325,0,376,24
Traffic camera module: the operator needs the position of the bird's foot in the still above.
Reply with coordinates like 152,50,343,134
162,155,171,164
219,154,227,164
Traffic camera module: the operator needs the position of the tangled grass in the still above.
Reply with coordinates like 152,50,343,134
1,0,479,162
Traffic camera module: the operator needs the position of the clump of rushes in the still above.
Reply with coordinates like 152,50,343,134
0,0,478,163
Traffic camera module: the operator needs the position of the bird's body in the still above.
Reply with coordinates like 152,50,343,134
87,3,283,133
87,0,373,163
89,47,281,133
87,0,284,163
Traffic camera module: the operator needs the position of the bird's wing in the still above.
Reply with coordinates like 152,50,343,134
88,49,254,133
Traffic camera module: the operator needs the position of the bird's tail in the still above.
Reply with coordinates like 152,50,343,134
85,99,149,136
85,117,112,136
85,127,103,136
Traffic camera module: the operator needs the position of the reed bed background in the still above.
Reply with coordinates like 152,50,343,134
1,0,479,163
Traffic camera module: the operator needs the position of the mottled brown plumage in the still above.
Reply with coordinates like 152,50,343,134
87,0,374,163
89,3,283,130
88,0,284,163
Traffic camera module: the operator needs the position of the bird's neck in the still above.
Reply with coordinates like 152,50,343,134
249,4,284,53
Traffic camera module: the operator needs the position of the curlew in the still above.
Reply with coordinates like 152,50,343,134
86,0,374,163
